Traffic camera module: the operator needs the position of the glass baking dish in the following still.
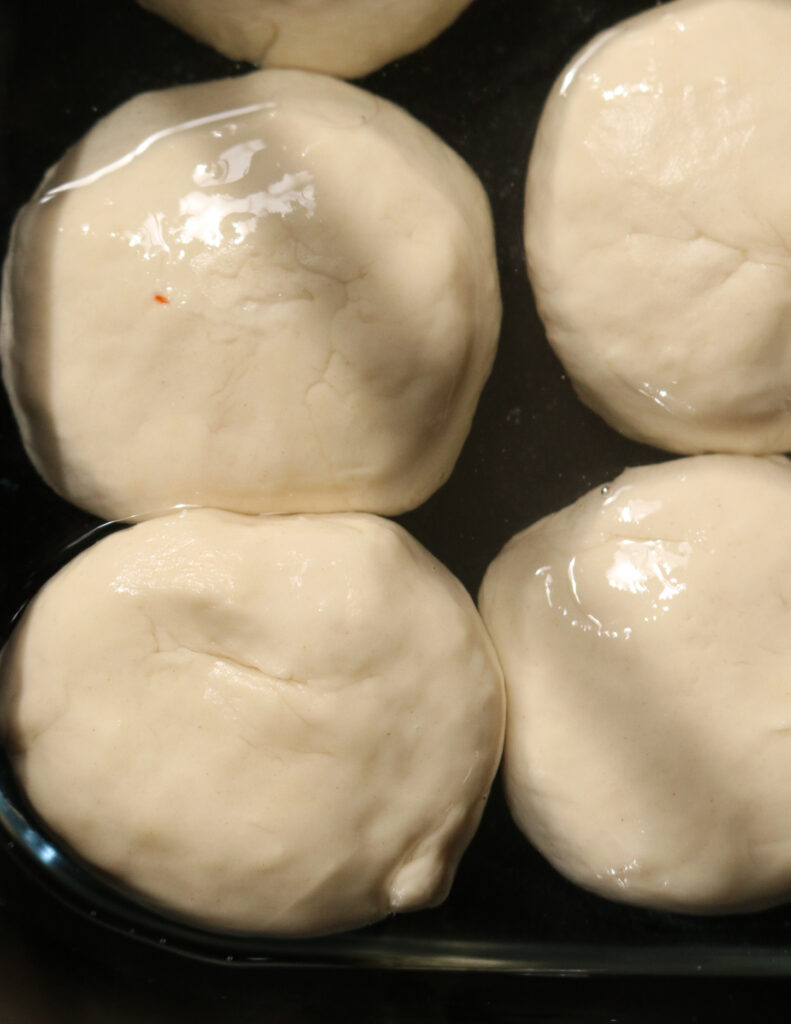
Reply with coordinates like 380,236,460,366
2,0,791,978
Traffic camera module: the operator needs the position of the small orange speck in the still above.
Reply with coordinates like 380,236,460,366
154,293,169,304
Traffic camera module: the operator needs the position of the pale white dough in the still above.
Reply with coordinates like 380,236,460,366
480,455,791,914
525,0,791,454
136,0,474,79
0,510,504,935
1,70,500,521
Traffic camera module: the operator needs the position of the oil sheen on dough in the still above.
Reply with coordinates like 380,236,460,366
525,0,791,454
0,510,505,935
481,455,791,913
1,70,500,521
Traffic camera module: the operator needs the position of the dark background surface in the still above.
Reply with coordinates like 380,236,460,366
1,0,790,1017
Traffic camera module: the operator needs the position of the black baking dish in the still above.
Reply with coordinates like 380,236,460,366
2,0,791,979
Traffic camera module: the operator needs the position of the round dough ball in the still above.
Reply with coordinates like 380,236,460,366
480,455,791,914
0,509,504,935
524,0,791,454
136,0,474,79
1,70,500,521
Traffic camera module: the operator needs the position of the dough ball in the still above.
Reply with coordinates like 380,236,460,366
1,70,500,521
0,510,504,935
136,0,474,79
524,0,791,454
480,455,791,914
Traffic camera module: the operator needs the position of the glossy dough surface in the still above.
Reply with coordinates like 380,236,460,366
1,70,500,521
480,455,791,913
525,0,791,454
136,0,474,79
0,510,505,935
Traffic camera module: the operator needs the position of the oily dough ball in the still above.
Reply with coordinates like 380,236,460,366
525,0,791,454
0,509,505,935
480,454,791,914
136,0,474,79
1,70,500,522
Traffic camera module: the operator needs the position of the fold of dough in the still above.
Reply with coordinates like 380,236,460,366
137,0,474,79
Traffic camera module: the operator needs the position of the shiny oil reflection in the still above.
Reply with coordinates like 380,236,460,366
535,489,692,640
38,102,276,203
605,540,690,603
39,98,318,273
125,169,315,256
